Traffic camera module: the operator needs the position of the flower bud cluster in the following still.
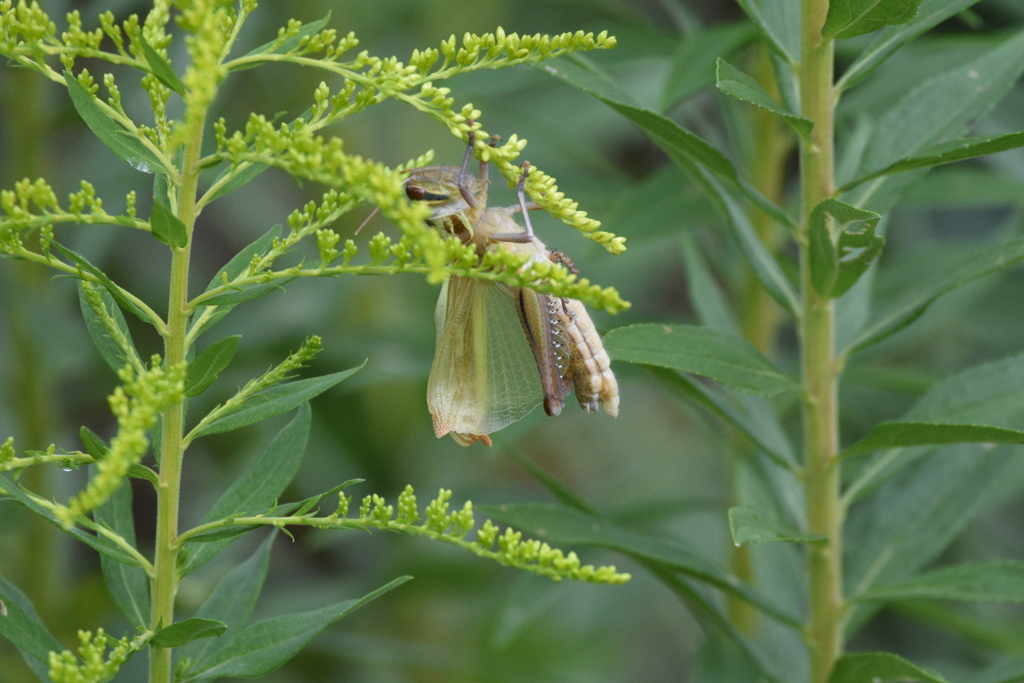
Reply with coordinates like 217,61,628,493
329,485,629,584
0,1,56,57
48,628,143,683
58,357,185,527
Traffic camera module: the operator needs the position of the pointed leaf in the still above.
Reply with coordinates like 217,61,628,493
95,476,150,630
0,576,67,665
198,281,291,307
152,618,227,648
207,162,271,203
856,561,1024,603
181,405,310,576
808,199,882,297
481,503,801,630
51,241,156,326
150,198,189,248
189,225,283,340
179,533,276,665
0,474,139,566
540,54,798,236
728,506,826,545
838,0,984,90
78,282,138,374
848,236,1024,353
648,367,797,470
680,235,740,336
193,364,363,438
140,35,186,95
849,29,1024,212
230,12,332,71
829,652,948,683
64,70,162,173
692,166,799,314
182,481,360,546
844,445,1022,636
183,575,409,681
841,132,1024,191
734,0,800,63
604,324,798,396
184,336,240,397
823,0,925,41
716,58,812,141
661,21,757,109
843,422,1024,459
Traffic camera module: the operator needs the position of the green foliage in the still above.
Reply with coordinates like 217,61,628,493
0,2,632,682
5,0,1024,681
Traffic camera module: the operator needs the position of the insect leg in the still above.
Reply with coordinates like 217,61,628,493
488,163,536,244
548,249,581,276
458,125,480,209
514,287,566,417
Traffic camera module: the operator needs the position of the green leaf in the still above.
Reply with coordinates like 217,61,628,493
823,0,925,41
194,364,362,438
183,481,359,546
716,58,812,141
653,569,784,683
841,132,1024,191
189,225,283,340
837,0,984,90
231,12,332,71
481,503,801,630
152,618,227,648
734,0,800,63
207,161,271,203
541,53,799,249
184,336,240,397
728,506,827,545
63,70,162,173
51,241,155,325
180,406,309,576
95,475,150,631
198,281,290,307
843,422,1024,458
847,236,1024,354
150,197,189,248
648,367,797,470
604,324,798,397
856,561,1024,603
808,199,883,297
964,658,1024,683
140,35,186,95
183,575,409,681
178,533,276,665
0,575,67,665
849,29,1024,212
661,21,757,110
0,473,139,566
78,282,137,374
844,445,1022,636
498,442,598,515
680,235,740,336
846,352,1024,503
829,652,948,683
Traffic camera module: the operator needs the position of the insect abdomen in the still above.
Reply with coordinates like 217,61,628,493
555,298,619,417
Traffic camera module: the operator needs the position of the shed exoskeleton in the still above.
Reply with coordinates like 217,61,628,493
405,132,618,446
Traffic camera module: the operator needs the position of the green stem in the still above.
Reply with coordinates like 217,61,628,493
149,113,205,683
798,2,842,682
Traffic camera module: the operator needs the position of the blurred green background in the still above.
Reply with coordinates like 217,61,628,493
4,0,1024,681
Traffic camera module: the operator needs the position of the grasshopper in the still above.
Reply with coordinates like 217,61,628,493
405,132,618,446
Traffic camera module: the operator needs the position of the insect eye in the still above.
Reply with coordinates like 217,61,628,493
406,185,425,201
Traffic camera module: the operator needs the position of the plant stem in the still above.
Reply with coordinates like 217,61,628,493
799,2,842,682
149,114,205,683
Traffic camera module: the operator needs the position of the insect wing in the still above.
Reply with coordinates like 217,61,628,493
428,276,543,444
